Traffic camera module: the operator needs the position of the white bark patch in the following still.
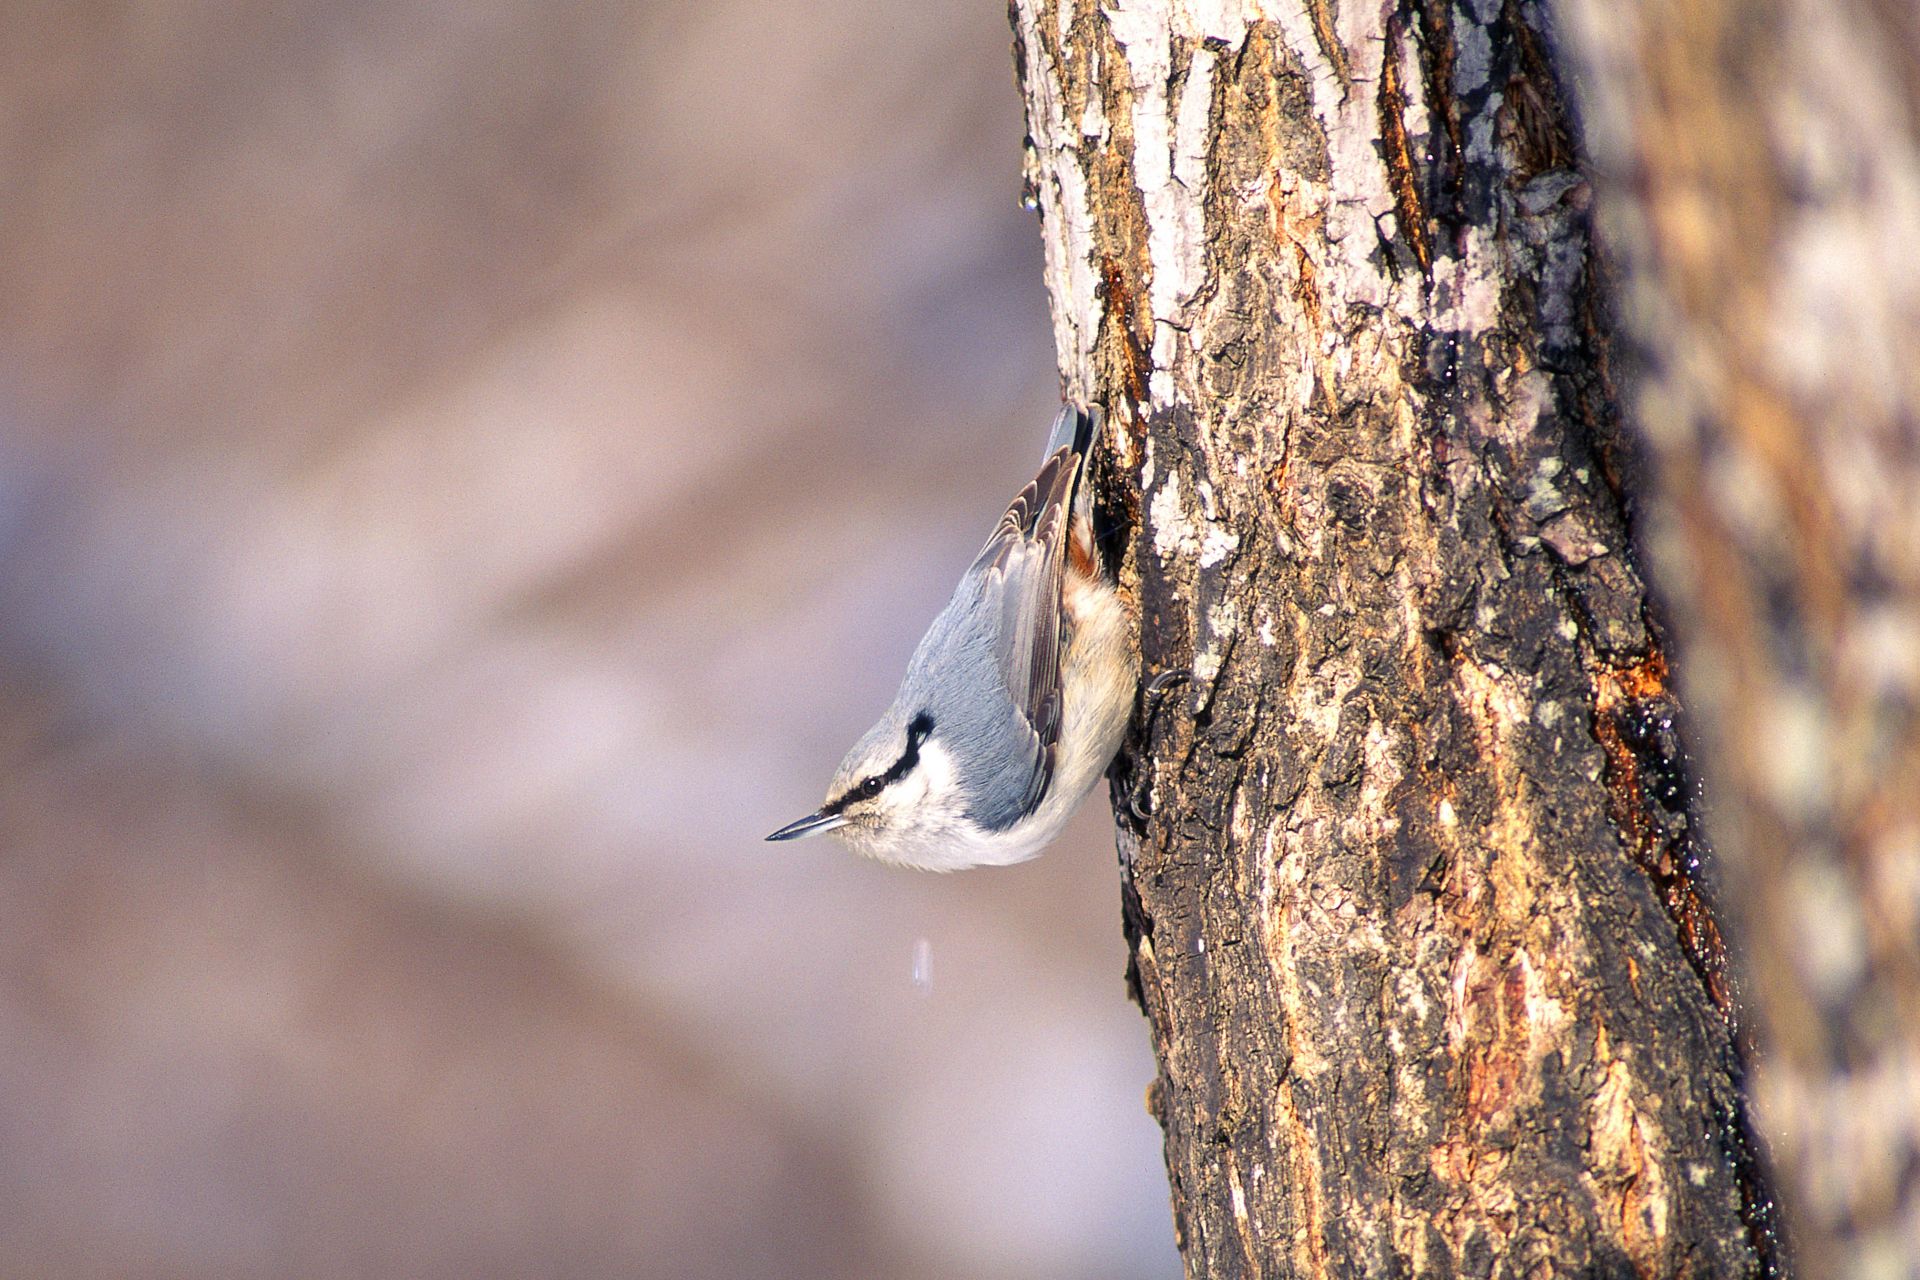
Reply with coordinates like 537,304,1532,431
1149,470,1189,565
1353,716,1406,834
1199,526,1240,568
1195,597,1240,683
1014,1,1107,394
1268,1,1397,315
1106,6,1189,401
1524,453,1568,519
1190,644,1221,687
1288,668,1349,748
1173,48,1216,200
1188,0,1256,44
1080,82,1109,140
1103,4,1248,406
1540,513,1609,565
1077,37,1109,141
1431,225,1507,347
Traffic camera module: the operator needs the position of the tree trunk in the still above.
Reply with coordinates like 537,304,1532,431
1010,2,1770,1274
1555,2,1920,1274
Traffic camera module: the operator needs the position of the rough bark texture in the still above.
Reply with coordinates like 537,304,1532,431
1010,1,1768,1275
1557,2,1920,1275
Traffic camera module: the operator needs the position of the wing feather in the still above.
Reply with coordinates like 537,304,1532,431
964,408,1094,816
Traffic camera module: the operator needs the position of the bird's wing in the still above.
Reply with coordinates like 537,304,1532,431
965,408,1095,817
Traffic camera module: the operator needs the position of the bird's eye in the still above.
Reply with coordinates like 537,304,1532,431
844,714,936,811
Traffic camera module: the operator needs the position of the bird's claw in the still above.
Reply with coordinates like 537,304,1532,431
1145,668,1192,701
1129,668,1193,820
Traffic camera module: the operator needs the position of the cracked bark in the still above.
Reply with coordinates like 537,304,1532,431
1010,1,1768,1275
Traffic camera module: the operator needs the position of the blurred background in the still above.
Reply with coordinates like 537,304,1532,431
0,3,1177,1277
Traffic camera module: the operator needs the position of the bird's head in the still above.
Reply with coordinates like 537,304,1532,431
767,709,960,861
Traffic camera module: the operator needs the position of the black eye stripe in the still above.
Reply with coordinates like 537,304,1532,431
826,715,935,812
881,713,934,786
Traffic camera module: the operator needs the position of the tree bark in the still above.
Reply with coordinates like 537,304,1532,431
1010,2,1769,1275
1555,2,1920,1274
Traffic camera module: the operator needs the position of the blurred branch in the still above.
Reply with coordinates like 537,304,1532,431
1559,0,1920,1272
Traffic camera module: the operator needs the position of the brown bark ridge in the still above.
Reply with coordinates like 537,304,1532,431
1010,1,1769,1275
1558,1,1920,1274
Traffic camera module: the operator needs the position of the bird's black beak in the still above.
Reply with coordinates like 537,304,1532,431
765,809,848,842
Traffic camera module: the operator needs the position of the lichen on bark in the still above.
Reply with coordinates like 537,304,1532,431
1011,1,1768,1274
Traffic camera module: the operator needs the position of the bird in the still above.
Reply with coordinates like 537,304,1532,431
767,405,1139,870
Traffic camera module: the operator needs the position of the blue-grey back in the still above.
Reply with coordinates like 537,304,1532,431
898,570,1049,831
879,405,1096,833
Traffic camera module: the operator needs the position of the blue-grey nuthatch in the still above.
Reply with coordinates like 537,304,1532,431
768,405,1139,870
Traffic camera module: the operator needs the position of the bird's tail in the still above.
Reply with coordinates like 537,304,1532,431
1040,403,1100,466
1041,403,1106,578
